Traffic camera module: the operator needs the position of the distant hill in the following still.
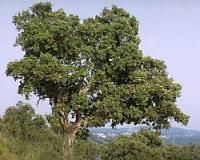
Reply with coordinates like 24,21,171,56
162,127,200,145
89,127,200,145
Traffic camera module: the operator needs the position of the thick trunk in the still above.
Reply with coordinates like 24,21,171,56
58,110,83,160
63,131,76,160
57,86,87,159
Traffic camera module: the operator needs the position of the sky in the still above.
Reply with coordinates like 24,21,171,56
1,0,200,129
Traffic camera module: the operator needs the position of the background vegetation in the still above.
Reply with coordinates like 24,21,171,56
0,102,200,160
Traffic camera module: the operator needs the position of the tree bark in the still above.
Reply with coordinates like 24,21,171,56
63,131,75,160
56,86,88,159
58,110,83,160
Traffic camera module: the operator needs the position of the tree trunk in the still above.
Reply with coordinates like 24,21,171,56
57,86,87,159
63,131,76,160
58,110,83,160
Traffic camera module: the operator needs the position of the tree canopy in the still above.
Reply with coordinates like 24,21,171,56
6,2,188,144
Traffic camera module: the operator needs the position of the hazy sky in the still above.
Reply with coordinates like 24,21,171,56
1,0,200,129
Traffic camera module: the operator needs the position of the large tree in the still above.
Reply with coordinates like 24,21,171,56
7,2,188,159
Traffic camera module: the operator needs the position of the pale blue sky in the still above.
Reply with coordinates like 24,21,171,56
1,0,200,129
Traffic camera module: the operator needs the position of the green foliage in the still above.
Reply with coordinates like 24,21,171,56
7,140,62,160
1,101,48,142
1,106,200,160
0,133,99,160
0,101,63,157
0,102,63,160
46,111,63,136
76,127,90,140
185,145,200,160
0,135,63,160
161,144,200,160
102,137,154,160
101,129,200,160
0,134,19,160
7,2,188,131
101,129,164,160
73,140,100,160
131,128,162,147
0,102,101,160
